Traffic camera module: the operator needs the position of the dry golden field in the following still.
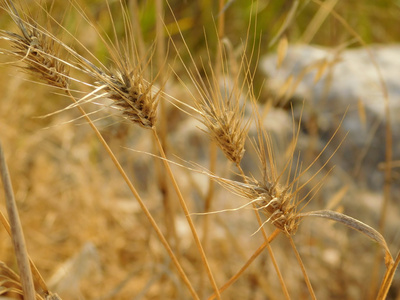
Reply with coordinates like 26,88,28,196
0,0,399,299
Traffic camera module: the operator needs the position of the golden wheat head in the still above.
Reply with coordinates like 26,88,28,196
1,1,69,89
100,67,159,129
200,102,248,164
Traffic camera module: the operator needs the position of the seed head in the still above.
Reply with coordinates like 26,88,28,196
250,181,299,234
9,29,70,89
200,102,248,164
216,176,300,235
1,2,69,89
101,69,159,129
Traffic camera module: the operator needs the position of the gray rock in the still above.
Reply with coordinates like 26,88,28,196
261,44,400,191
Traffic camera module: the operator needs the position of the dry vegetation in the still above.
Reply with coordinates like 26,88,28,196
0,0,399,299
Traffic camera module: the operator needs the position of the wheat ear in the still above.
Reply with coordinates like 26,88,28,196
0,0,69,90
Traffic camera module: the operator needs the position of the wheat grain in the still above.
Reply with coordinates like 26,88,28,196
0,1,69,89
99,68,160,129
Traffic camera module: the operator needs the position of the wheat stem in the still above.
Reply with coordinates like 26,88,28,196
236,164,290,298
65,91,199,300
200,142,218,298
154,0,178,258
208,228,281,299
0,141,36,300
152,128,221,300
377,251,400,299
287,234,316,300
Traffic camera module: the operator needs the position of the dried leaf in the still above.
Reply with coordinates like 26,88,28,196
299,210,393,267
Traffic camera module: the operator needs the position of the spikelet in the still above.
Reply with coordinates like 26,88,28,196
56,34,160,128
0,1,69,89
250,181,298,234
186,45,251,165
72,52,161,129
98,67,159,129
214,175,300,235
7,28,69,89
199,96,248,164
2,1,159,128
60,17,161,129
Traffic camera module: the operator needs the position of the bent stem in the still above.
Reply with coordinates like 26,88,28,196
152,128,221,300
65,91,199,300
287,234,316,300
377,250,400,299
208,228,281,300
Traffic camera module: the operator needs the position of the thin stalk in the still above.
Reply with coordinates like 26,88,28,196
208,228,281,300
155,0,179,254
260,230,291,300
374,30,394,299
236,165,290,299
377,251,399,299
214,0,225,80
152,128,221,300
65,91,199,300
287,234,316,300
0,141,36,300
199,0,226,295
128,0,146,68
200,142,217,298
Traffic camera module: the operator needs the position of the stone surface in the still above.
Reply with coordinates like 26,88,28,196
261,44,400,191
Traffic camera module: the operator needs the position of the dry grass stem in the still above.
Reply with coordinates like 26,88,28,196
152,129,221,300
377,251,400,299
208,229,281,300
287,234,317,300
0,262,61,300
0,0,398,298
0,141,36,300
0,261,32,299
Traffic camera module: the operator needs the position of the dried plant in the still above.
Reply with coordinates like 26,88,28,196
0,0,399,299
70,45,161,129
